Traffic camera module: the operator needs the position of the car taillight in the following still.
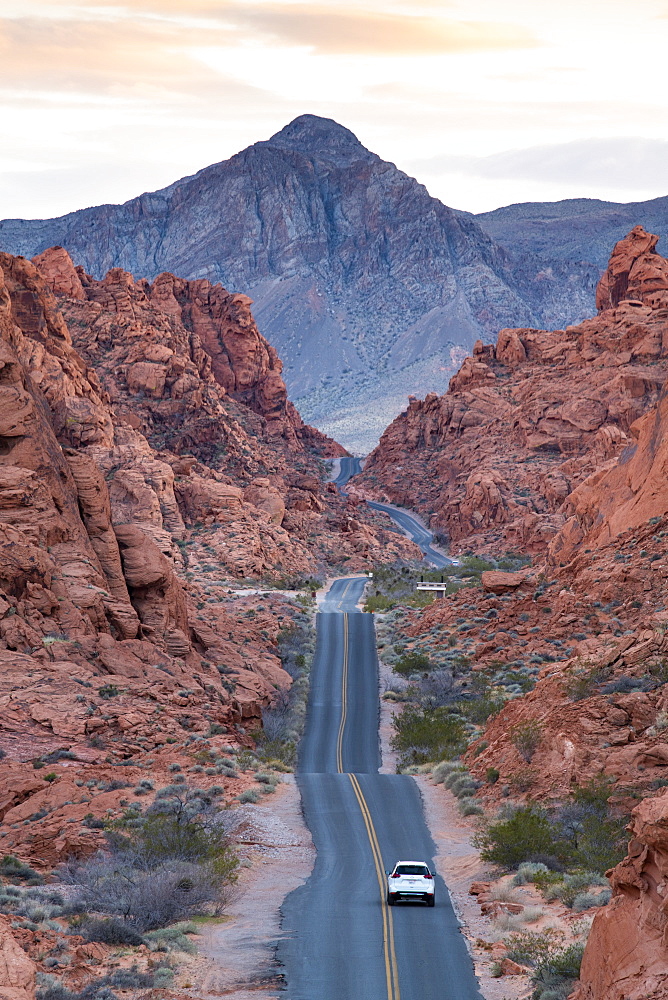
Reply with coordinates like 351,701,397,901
391,873,400,878
424,873,432,879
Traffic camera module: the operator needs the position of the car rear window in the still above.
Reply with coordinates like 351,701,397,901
395,864,428,875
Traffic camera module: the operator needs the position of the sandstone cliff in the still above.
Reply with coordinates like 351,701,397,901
357,226,668,560
362,228,668,999
0,245,418,867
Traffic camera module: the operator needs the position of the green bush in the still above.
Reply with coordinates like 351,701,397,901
510,720,543,762
475,806,555,869
364,594,396,612
394,651,431,676
457,695,504,724
390,706,467,767
486,767,500,785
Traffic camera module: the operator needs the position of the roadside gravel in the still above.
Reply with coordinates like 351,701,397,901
191,777,315,999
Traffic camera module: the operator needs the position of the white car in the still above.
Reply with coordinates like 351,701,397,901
386,860,435,906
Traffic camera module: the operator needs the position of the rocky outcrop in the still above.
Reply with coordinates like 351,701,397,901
0,116,597,451
595,224,668,311
0,914,36,1000
0,244,418,830
355,227,668,557
572,790,668,1000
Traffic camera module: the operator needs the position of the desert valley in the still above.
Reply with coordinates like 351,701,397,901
2,88,668,1000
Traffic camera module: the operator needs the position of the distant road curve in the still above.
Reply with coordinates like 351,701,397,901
329,457,453,568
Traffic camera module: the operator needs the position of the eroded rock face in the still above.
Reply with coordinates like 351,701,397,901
353,229,668,1000
355,228,668,557
0,245,419,856
0,913,36,1000
572,790,668,1000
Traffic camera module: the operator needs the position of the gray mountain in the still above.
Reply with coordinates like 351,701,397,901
0,115,598,452
473,196,668,269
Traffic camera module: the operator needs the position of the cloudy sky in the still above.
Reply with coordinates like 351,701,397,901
2,0,668,219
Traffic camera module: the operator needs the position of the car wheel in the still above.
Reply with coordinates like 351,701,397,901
387,893,396,906
427,895,435,907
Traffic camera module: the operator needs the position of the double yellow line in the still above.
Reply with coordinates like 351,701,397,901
335,613,349,773
348,773,401,1000
334,599,401,1000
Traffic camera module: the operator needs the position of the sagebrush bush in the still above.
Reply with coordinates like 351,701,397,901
572,889,611,912
512,862,549,886
432,761,463,784
61,784,238,930
81,917,145,946
458,798,484,817
510,720,543,762
237,788,260,804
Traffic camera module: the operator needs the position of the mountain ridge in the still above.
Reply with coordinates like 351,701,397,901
0,115,606,451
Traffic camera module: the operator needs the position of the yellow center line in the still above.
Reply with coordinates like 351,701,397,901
335,613,349,774
349,773,401,1000
337,577,353,611
335,605,400,1000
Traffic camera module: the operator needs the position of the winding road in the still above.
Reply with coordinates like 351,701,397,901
330,457,453,568
278,578,482,999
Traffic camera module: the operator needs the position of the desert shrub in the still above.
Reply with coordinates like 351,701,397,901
152,967,175,987
394,651,432,676
509,768,535,794
572,889,611,911
459,798,484,817
82,814,105,829
61,784,238,930
553,778,627,872
449,773,480,797
531,942,585,999
81,917,145,946
390,705,467,767
458,694,504,725
565,661,611,701
486,767,500,785
145,921,197,953
65,855,225,931
364,594,396,612
545,871,608,908
475,806,555,869
443,769,467,790
512,862,549,886
237,788,260,804
0,855,42,884
98,685,120,699
432,761,463,784
510,720,543,762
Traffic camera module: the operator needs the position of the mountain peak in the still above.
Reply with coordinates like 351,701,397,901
263,115,373,164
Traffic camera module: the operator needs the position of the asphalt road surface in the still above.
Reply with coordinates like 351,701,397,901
330,458,452,568
278,577,483,1000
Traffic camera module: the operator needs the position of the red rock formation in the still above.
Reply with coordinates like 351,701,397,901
354,227,668,558
572,790,668,1000
595,225,668,312
0,913,36,1000
355,229,668,999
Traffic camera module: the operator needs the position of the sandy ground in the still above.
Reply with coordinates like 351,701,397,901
187,777,315,999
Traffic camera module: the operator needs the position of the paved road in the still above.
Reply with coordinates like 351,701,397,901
278,577,482,1000
330,458,453,568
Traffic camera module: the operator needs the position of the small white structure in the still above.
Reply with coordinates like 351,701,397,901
416,583,448,598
